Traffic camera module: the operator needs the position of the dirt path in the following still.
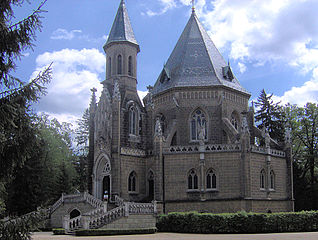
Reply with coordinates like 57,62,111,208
32,231,318,240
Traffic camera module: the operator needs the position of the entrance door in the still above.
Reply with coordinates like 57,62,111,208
102,176,110,201
148,179,154,200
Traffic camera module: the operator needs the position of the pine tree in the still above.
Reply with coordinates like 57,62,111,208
254,89,285,142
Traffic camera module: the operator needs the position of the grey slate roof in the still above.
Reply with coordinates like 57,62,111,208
105,0,139,49
152,12,249,95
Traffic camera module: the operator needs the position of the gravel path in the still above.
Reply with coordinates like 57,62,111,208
32,232,318,240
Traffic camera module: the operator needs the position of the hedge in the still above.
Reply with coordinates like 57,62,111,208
52,228,65,235
157,211,318,233
75,228,157,236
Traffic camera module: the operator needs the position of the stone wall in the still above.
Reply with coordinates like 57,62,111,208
101,214,156,230
50,202,95,228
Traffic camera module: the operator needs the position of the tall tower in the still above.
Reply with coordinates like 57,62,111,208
103,0,140,94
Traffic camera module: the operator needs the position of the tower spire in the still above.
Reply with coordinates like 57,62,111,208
191,0,195,13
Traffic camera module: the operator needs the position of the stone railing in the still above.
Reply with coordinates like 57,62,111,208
51,196,63,213
114,195,125,206
164,144,241,154
250,145,285,158
271,149,286,157
84,191,104,208
64,199,156,231
128,202,156,215
89,205,125,229
66,215,82,232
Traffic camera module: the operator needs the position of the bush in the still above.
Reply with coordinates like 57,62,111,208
75,228,157,236
52,228,65,235
157,211,318,233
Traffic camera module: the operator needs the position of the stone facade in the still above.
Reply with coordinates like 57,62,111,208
88,0,294,215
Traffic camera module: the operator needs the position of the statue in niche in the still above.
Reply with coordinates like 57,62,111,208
154,117,162,137
198,122,206,141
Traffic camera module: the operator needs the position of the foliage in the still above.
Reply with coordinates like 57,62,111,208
157,211,318,234
5,115,78,215
0,208,49,240
254,89,285,142
0,0,51,218
52,228,65,235
73,108,90,192
75,228,157,236
283,103,318,210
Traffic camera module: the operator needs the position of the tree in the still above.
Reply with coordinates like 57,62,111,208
73,108,90,192
254,89,285,142
0,0,51,180
284,103,318,210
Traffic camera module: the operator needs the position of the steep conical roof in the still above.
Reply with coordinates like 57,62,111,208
152,12,249,95
104,0,139,50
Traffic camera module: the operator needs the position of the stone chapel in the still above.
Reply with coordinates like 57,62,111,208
88,0,294,214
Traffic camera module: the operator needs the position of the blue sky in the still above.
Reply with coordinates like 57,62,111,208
13,0,318,125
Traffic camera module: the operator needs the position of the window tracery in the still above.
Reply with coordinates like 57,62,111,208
206,169,217,189
188,169,198,190
128,171,137,192
191,109,207,141
260,169,266,189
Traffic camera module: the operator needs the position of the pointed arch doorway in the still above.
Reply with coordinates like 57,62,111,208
148,170,154,201
102,175,110,201
93,153,112,201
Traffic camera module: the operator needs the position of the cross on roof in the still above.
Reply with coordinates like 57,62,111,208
191,0,195,12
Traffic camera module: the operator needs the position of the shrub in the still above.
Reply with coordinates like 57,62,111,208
157,211,318,233
75,228,157,236
52,228,65,235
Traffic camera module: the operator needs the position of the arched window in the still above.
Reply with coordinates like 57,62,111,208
129,106,138,135
128,56,133,76
117,55,122,74
206,169,217,190
191,109,207,141
188,169,198,190
260,169,266,189
108,57,111,77
270,170,275,190
128,171,137,192
231,113,239,130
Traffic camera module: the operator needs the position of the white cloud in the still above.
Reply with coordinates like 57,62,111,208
33,48,105,125
238,62,247,74
276,67,318,106
51,29,82,40
146,0,177,16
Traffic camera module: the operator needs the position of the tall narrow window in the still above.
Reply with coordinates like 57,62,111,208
190,109,207,141
270,170,275,190
260,170,266,189
188,169,198,190
128,171,137,192
231,113,238,130
108,57,111,77
117,55,122,74
129,106,137,135
206,169,217,189
128,56,133,76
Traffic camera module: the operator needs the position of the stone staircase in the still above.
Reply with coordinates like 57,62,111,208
60,194,157,233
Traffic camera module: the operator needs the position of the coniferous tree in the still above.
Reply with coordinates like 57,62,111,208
254,89,285,142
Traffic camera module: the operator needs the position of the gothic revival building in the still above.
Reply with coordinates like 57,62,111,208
89,0,294,213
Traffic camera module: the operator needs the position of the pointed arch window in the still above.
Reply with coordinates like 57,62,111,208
190,109,207,141
188,169,198,190
129,106,138,135
128,171,137,192
260,169,266,189
270,170,275,190
117,55,122,74
231,113,239,130
128,56,133,76
206,169,217,190
108,57,111,77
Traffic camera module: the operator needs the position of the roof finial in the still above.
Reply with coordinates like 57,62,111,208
191,0,195,13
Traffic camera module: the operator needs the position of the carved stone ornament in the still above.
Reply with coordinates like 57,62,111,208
241,115,250,134
285,128,292,144
154,117,163,137
113,80,121,101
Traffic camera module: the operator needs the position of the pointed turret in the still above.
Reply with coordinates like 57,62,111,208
104,0,139,52
152,11,249,96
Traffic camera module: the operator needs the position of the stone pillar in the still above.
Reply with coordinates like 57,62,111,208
81,215,90,230
63,215,70,232
124,202,130,217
